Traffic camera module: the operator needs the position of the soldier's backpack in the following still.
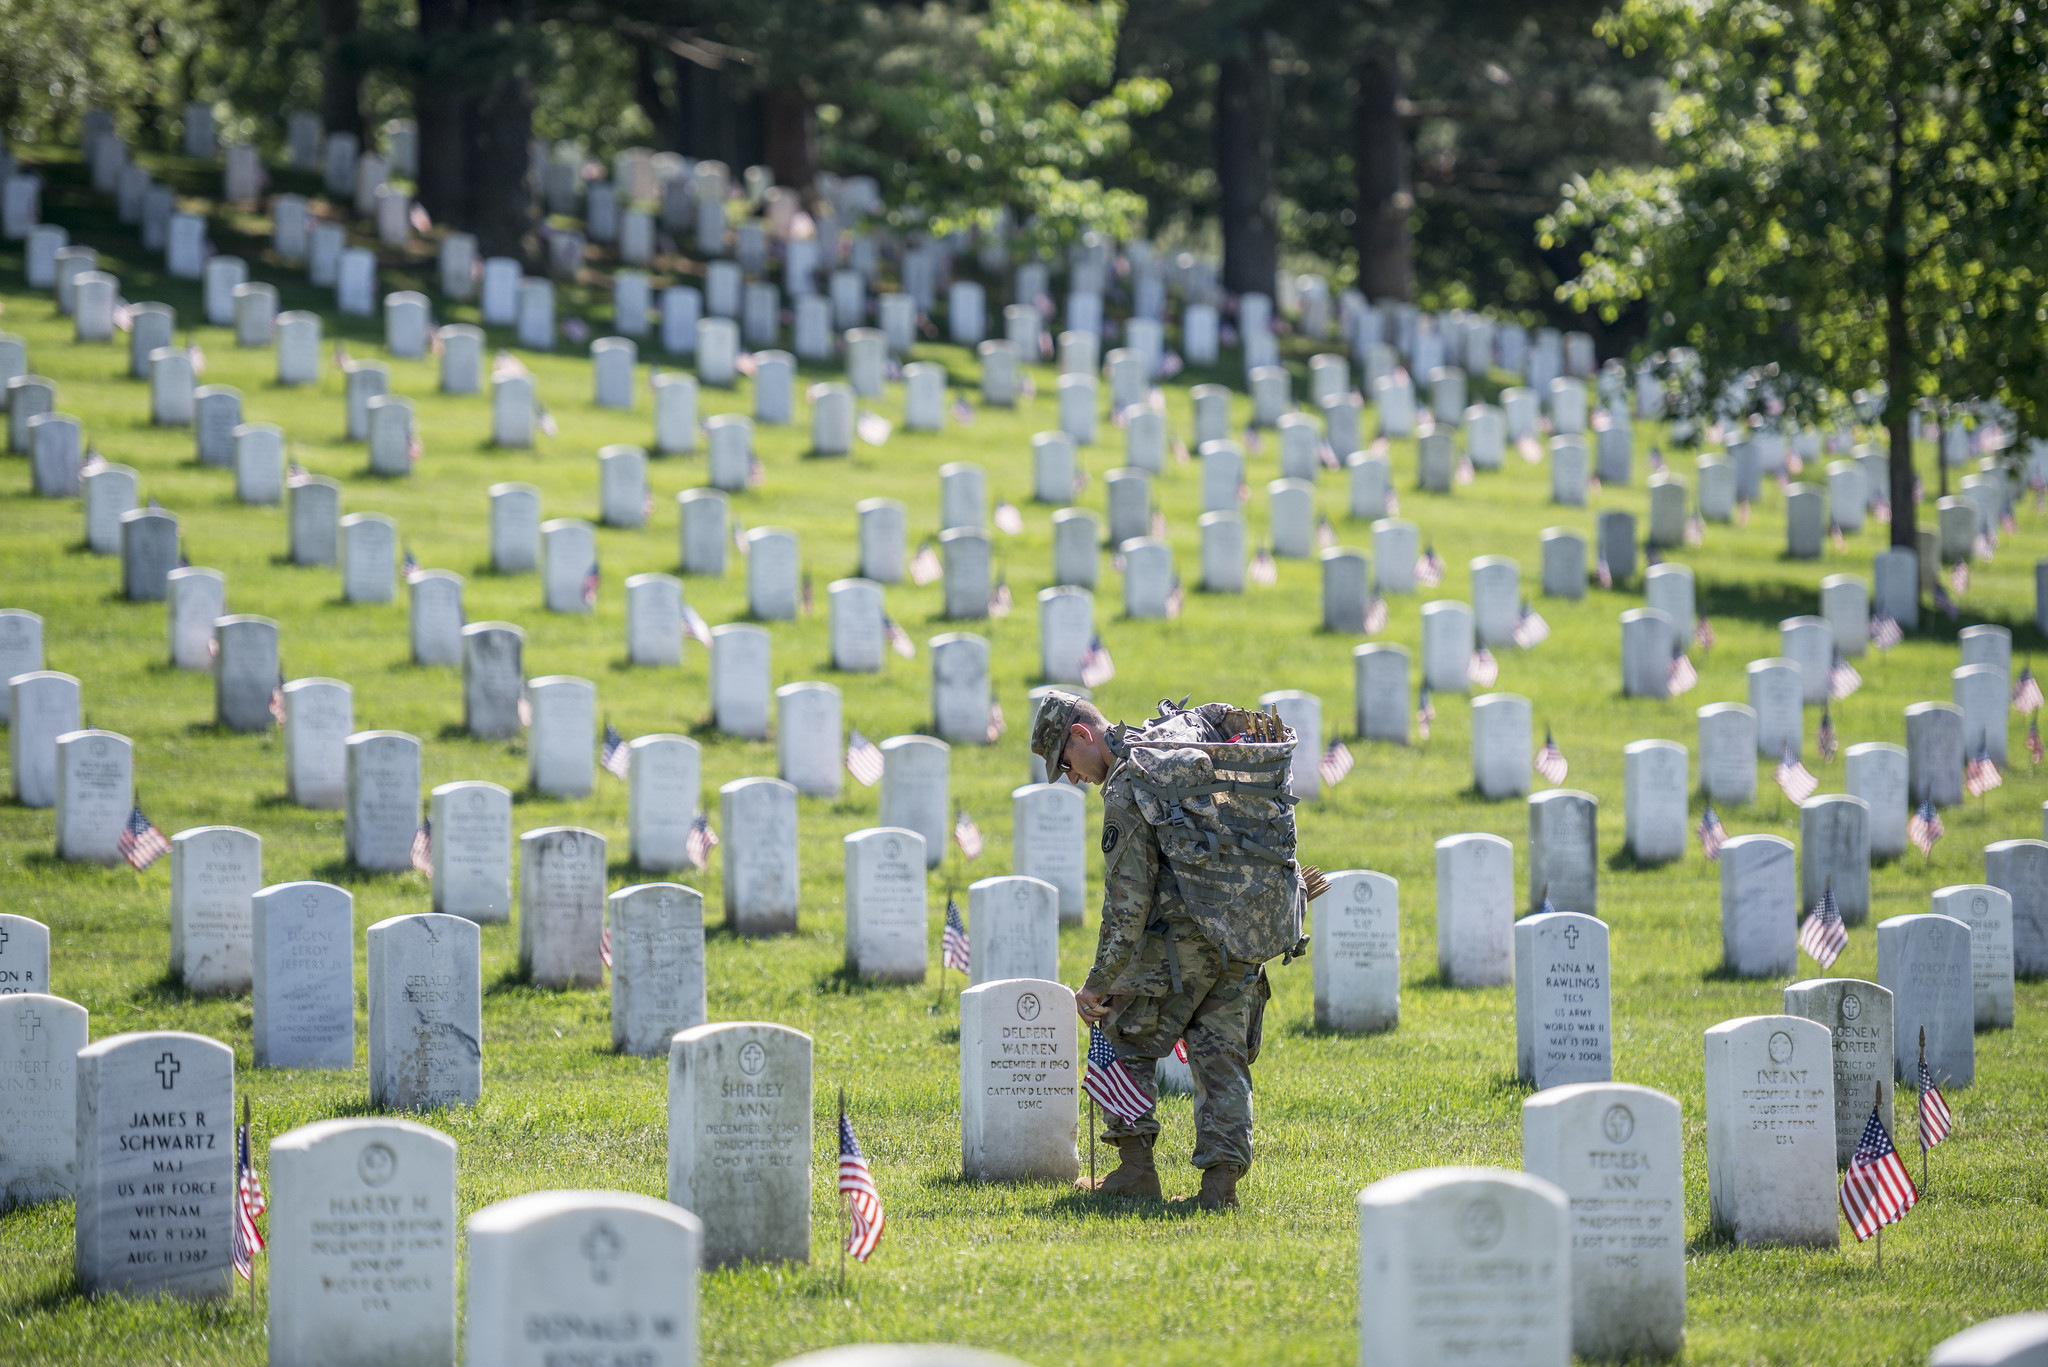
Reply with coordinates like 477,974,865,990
1122,716,1308,964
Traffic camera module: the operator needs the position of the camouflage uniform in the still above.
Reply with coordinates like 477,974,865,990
1085,703,1272,1174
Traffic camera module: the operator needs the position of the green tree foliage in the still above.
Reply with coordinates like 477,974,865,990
825,0,1167,247
1542,0,2048,543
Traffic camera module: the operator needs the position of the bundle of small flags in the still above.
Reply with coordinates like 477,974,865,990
232,1107,267,1282
883,617,916,659
601,723,631,779
941,897,971,972
1918,1056,1952,1151
1870,613,1903,652
1908,797,1944,858
1512,602,1550,650
1839,1102,1917,1242
954,809,984,860
1799,880,1847,969
1082,1022,1153,1124
1776,746,1818,804
2014,665,2045,714
1417,686,1436,741
1415,545,1445,589
994,501,1024,535
1697,805,1727,860
1667,648,1698,696
684,813,719,870
410,820,433,876
1535,729,1569,786
1467,648,1499,689
845,729,884,787
838,1113,885,1261
1965,745,2003,798
1318,738,1354,787
1249,548,1278,587
1080,636,1116,688
985,702,1006,744
1828,654,1862,701
910,540,943,585
119,806,171,871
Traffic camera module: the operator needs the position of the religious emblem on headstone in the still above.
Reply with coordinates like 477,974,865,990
1842,993,1862,1022
739,1040,767,1076
1602,1104,1635,1144
1458,1198,1504,1249
1768,1030,1795,1064
357,1142,397,1187
1016,992,1041,1021
580,1221,623,1284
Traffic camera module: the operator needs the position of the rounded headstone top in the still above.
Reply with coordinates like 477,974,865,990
1926,1312,2048,1366
1357,1163,1567,1215
467,1188,702,1238
270,1114,456,1159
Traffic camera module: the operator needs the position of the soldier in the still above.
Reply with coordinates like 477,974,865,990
1031,690,1295,1211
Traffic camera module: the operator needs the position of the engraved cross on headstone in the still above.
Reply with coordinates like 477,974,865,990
0,925,9,952
155,1051,181,1089
16,1007,39,1040
1563,924,1580,950
581,1221,623,1284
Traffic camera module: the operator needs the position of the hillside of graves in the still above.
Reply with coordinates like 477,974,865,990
1,142,2045,1366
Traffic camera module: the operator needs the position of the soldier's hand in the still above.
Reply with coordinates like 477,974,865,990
1075,986,1113,1023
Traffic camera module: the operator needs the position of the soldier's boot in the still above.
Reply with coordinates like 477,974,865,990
1076,1137,1161,1198
1172,1164,1241,1211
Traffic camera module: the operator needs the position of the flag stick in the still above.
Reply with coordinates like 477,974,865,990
244,1094,256,1315
837,1086,847,1296
1875,1081,1886,1274
1919,1026,1929,1190
1088,1097,1097,1190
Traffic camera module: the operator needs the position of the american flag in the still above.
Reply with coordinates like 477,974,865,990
582,561,600,607
1468,648,1499,689
942,896,971,972
953,395,976,425
683,603,714,649
1973,530,1997,562
1415,545,1445,588
1166,578,1185,621
883,617,916,659
985,702,1006,744
1697,805,1727,860
994,501,1024,534
838,1112,886,1261
857,410,893,446
1318,738,1354,787
1818,706,1838,763
410,820,433,876
402,548,419,581
536,402,559,438
1918,1056,1953,1150
910,540,943,585
119,806,171,871
1949,560,1970,598
685,813,719,870
1776,747,1818,804
1249,548,1278,587
1686,513,1705,546
1933,582,1959,620
734,519,751,556
410,201,433,234
1512,602,1550,650
845,728,883,787
1668,649,1699,696
988,577,1012,618
1799,880,1847,969
1828,654,1862,701
1535,729,1568,786
186,339,206,375
1909,797,1944,857
601,723,631,779
1417,686,1435,740
1080,636,1116,688
1596,553,1613,590
1965,745,2002,797
269,671,286,726
600,917,611,969
1695,616,1717,652
2031,715,2044,767
1152,509,1170,538
1840,1104,1918,1242
1870,614,1903,652
1456,456,1475,485
954,808,983,860
1317,517,1337,550
232,1109,266,1282
1364,595,1389,634
1082,1023,1153,1124
801,575,814,617
2014,665,2045,714
81,448,108,477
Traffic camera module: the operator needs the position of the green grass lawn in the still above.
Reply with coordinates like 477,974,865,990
0,150,2044,1366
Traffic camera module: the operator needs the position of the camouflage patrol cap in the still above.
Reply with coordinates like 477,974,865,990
1030,689,1089,777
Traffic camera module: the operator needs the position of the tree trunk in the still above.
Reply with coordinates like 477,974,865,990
414,0,468,226
469,73,534,260
1215,26,1278,298
320,0,366,139
763,84,817,193
1883,80,1917,558
1352,46,1413,303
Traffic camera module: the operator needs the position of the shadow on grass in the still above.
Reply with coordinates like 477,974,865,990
1487,1070,1537,1098
812,965,899,996
1034,1188,1202,1221
1699,961,1755,983
125,966,194,1006
1284,1018,1396,1041
308,858,423,888
0,1268,90,1317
